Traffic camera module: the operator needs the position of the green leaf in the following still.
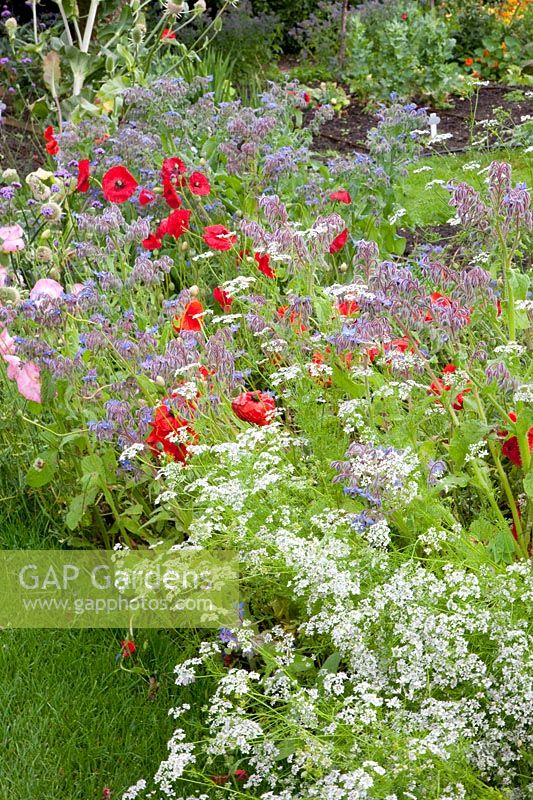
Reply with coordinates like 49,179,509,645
448,420,490,467
313,294,333,324
486,528,516,564
321,651,342,674
43,51,61,99
523,470,533,499
81,453,106,478
286,654,314,674
65,485,98,530
332,365,365,398
26,461,56,488
274,739,298,761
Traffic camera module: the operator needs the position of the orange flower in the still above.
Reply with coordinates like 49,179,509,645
173,299,204,332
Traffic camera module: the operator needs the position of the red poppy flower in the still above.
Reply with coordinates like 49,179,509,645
329,228,348,253
203,224,237,251
501,412,533,467
161,27,176,39
277,305,307,333
425,292,451,321
188,171,211,196
338,299,359,316
102,166,138,204
142,233,163,251
401,12,408,20
158,208,191,239
428,365,470,411
139,188,156,206
146,404,195,461
161,157,186,186
234,770,249,782
46,139,59,156
255,251,275,279
44,126,59,154
121,639,136,657
465,57,474,66
213,286,233,312
330,189,351,204
76,159,90,193
198,364,215,379
310,351,333,386
303,92,311,104
367,337,410,363
232,390,276,426
162,178,182,209
173,299,204,332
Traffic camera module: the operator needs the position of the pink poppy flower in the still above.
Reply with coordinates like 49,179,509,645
0,224,25,253
0,328,16,357
4,356,41,403
30,278,64,301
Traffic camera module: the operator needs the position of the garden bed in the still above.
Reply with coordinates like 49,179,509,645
308,83,533,154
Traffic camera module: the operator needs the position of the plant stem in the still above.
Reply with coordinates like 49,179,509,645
56,1,74,47
31,0,39,46
496,220,515,341
81,0,100,54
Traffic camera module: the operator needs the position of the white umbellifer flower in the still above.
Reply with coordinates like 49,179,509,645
426,179,447,188
270,364,303,386
388,207,407,225
308,361,332,378
211,313,242,325
172,380,198,400
168,703,191,720
462,162,481,171
513,383,533,403
154,490,177,506
119,442,145,462
412,165,433,173
465,441,489,463
418,526,450,554
221,275,256,296
470,251,490,264
363,519,391,549
494,341,525,357
430,132,453,142
121,779,147,800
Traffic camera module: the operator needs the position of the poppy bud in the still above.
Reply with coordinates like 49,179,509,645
189,285,199,296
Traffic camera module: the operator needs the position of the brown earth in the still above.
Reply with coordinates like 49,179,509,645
308,84,533,154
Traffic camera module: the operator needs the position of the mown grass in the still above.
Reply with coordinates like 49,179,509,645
0,504,203,799
399,147,533,227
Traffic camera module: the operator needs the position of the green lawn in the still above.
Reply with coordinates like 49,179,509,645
399,148,533,227
0,507,201,799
